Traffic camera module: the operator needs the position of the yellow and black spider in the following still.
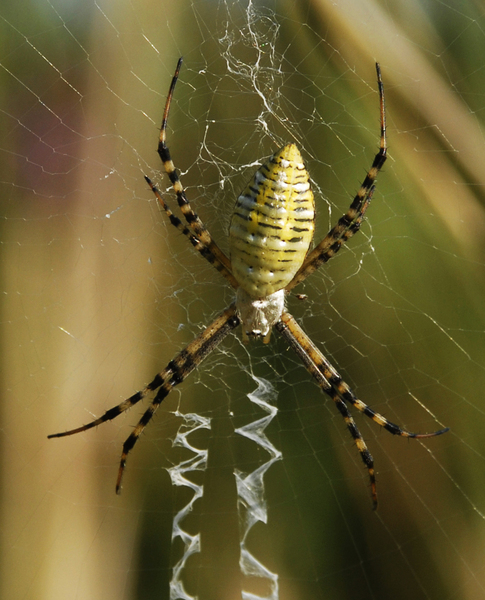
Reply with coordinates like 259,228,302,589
49,59,448,508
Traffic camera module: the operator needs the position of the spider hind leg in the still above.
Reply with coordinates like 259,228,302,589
276,311,448,508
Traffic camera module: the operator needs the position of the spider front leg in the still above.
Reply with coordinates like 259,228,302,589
287,189,374,293
276,311,449,509
151,57,237,289
290,63,387,291
49,304,240,493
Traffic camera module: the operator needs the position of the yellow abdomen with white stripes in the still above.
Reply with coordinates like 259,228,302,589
229,144,315,299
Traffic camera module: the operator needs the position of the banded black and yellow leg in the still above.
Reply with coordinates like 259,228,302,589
288,191,373,291
155,57,233,278
275,312,378,505
274,313,377,503
276,311,448,506
278,312,449,437
145,175,239,288
50,303,241,494
331,389,377,508
47,374,167,439
291,63,387,290
114,303,240,492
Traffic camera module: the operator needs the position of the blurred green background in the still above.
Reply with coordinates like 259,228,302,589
1,0,485,599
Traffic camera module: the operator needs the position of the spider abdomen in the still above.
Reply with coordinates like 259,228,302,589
229,143,315,299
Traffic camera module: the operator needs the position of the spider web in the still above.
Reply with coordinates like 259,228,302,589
2,0,485,599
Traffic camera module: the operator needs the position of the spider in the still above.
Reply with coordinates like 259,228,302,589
49,58,449,508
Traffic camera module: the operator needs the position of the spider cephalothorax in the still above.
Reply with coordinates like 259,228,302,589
49,59,448,508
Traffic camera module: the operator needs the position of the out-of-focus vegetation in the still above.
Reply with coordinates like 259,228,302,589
2,1,485,599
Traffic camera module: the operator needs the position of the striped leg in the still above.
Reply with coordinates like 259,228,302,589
49,303,240,493
275,312,377,507
145,175,238,288
154,57,234,279
291,63,387,290
287,191,373,292
275,311,449,508
330,389,377,508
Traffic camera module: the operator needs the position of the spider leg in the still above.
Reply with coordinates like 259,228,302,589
145,175,239,287
331,389,377,508
49,303,240,494
275,312,377,507
277,312,449,438
275,311,449,508
291,63,387,290
287,190,373,292
153,57,234,283
47,374,165,438
115,303,239,493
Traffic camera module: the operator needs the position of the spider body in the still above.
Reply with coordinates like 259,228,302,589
49,59,448,508
230,143,315,341
229,143,315,298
